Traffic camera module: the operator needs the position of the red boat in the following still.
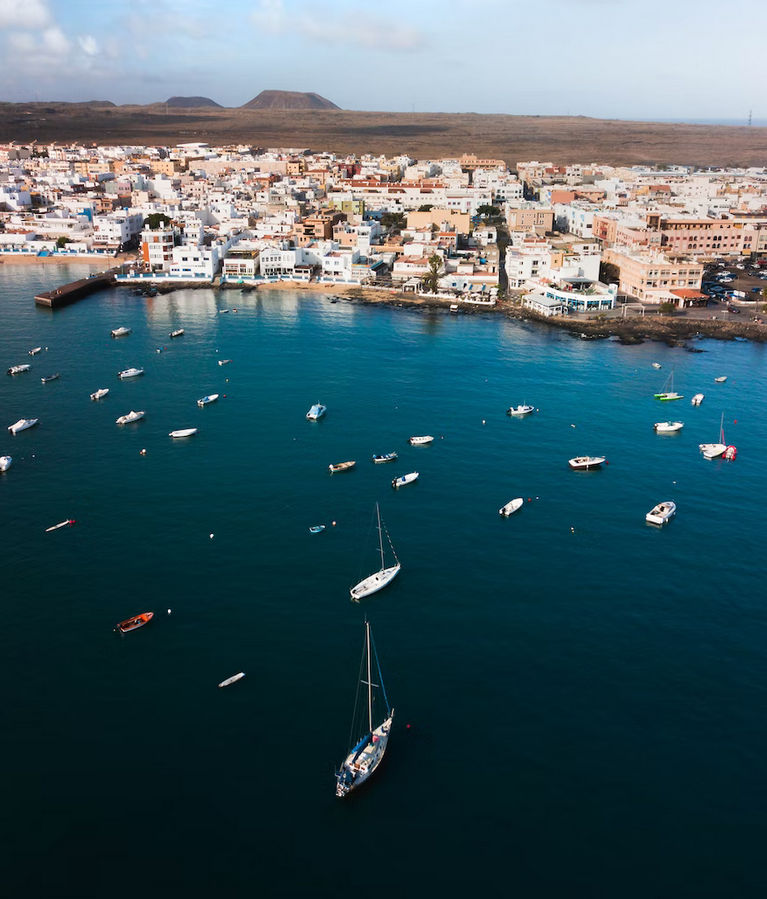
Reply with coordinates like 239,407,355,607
116,612,154,633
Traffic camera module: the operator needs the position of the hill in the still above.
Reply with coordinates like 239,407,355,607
164,96,222,108
241,90,340,110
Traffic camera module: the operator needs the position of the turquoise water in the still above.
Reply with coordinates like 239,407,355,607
2,265,766,897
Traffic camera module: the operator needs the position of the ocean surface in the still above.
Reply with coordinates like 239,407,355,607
2,264,766,898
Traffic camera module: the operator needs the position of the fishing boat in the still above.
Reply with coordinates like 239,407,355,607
169,328,185,339
699,413,727,460
309,525,326,534
392,471,419,489
646,501,676,526
116,410,145,425
652,362,662,369
306,403,327,420
197,393,219,406
8,418,38,435
110,326,132,338
7,364,31,375
169,428,198,438
45,519,75,533
218,672,245,688
654,370,683,401
28,347,42,356
90,388,109,401
41,373,60,384
115,612,153,633
568,456,606,470
117,367,144,379
409,435,434,445
654,421,684,434
350,503,400,601
499,497,524,517
507,404,534,416
217,359,232,366
714,376,727,383
335,619,394,798
0,455,12,472
329,460,356,473
691,393,704,406
372,452,398,464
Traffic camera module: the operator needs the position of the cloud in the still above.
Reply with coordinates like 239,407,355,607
0,0,51,29
77,34,99,56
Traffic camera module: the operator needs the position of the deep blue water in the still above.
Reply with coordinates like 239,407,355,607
2,264,767,898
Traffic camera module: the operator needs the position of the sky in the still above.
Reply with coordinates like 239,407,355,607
0,0,765,122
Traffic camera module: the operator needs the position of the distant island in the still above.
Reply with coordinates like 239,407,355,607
241,90,340,110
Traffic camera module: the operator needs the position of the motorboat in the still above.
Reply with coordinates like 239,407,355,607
691,393,704,406
654,421,684,434
409,435,434,445
652,362,662,369
116,410,145,425
309,525,326,534
568,456,606,470
392,471,419,488
169,428,198,438
724,445,738,461
197,394,219,406
372,452,398,463
0,456,12,472
217,359,232,366
218,672,245,688
169,328,185,339
8,418,38,435
350,503,400,601
714,376,727,383
654,369,683,401
115,612,153,633
329,460,356,473
499,497,524,517
41,373,60,384
646,501,676,526
7,364,31,375
700,412,727,460
507,404,534,416
45,519,75,533
117,367,144,379
90,388,109,401
110,326,132,338
335,620,394,798
306,403,327,420
28,347,42,356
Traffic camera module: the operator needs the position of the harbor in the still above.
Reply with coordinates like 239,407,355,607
34,271,116,309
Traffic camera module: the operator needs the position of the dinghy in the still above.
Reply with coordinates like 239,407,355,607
714,376,727,383
90,388,109,401
654,421,684,434
115,612,153,633
110,327,132,338
372,452,397,463
197,393,219,406
691,393,704,406
309,525,326,534
409,435,434,445
218,672,245,688
169,328,185,339
41,373,60,384
8,418,38,435
568,456,606,470
169,428,198,438
392,471,419,489
45,519,75,533
217,359,232,366
499,497,524,516
329,460,356,473
28,347,42,356
646,501,676,526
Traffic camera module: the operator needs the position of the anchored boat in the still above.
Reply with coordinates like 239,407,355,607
329,460,356,473
197,393,219,406
654,421,684,434
218,672,245,688
115,612,153,633
409,435,434,446
116,410,145,425
41,373,60,384
169,428,198,438
350,503,400,602
646,501,676,526
110,326,132,338
499,497,524,516
7,364,31,376
654,370,683,401
0,455,12,472
8,418,38,435
169,328,185,339
306,403,327,420
372,452,397,463
118,367,144,379
699,412,727,460
691,393,704,406
568,456,606,470
507,404,534,416
392,471,419,489
90,388,109,401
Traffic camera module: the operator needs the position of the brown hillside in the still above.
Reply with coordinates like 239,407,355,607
242,90,340,110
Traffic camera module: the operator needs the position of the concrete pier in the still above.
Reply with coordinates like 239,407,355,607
35,271,115,309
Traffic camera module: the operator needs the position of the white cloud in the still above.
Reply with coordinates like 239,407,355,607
41,26,70,56
0,0,51,29
78,34,99,56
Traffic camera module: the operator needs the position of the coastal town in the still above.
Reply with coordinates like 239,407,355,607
2,142,767,330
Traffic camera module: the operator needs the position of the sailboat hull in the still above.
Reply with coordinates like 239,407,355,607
350,564,401,601
336,713,394,797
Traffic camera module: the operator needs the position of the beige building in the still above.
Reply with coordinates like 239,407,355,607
603,247,703,305
406,209,470,233
506,205,554,235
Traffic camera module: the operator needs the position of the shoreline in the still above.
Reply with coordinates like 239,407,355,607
1,253,134,267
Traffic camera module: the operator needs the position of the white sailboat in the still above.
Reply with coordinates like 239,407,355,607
699,412,727,460
654,369,683,401
350,503,400,602
335,619,394,798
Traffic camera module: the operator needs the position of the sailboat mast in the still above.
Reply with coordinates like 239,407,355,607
366,620,373,733
377,503,384,571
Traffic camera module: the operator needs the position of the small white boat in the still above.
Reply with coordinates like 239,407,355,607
306,403,327,420
691,393,704,406
116,410,145,425
197,393,219,407
646,501,676,526
652,362,662,369
8,418,38,435
329,460,356,473
0,455,12,472
28,347,42,356
110,326,132,338
169,328,185,339
507,404,534,416
372,452,397,463
499,497,524,517
219,309,231,314
700,412,727,460
568,456,606,470
218,672,245,688
45,518,75,533
41,373,60,384
714,376,727,383
350,503,400,601
217,359,232,366
309,525,326,534
392,471,419,489
654,421,684,434
7,364,31,375
90,388,109,401
118,367,144,379
409,435,434,445
169,428,198,438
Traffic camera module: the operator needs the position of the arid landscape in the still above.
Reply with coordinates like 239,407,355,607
1,101,767,166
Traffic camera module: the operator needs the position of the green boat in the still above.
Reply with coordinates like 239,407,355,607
654,370,683,401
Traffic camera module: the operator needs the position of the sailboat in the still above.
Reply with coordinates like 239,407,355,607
654,369,683,401
350,503,400,601
699,412,727,459
335,619,394,798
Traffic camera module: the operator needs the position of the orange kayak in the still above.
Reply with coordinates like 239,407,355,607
116,611,154,633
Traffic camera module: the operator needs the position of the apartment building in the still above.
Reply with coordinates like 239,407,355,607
506,204,554,235
602,247,703,304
